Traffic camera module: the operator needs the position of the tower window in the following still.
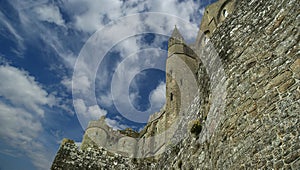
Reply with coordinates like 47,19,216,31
180,79,183,86
222,9,228,17
203,30,210,44
170,93,173,101
204,30,210,36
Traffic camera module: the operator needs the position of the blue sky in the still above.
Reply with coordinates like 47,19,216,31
0,0,216,169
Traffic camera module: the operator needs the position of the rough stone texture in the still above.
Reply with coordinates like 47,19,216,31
51,139,155,170
197,0,236,38
156,0,300,169
81,116,139,158
52,0,300,169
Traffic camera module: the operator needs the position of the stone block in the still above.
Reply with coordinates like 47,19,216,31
278,78,295,93
266,70,292,90
290,59,300,73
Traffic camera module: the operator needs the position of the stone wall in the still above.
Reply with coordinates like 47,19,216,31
156,0,300,169
196,0,236,43
51,0,300,169
81,117,138,157
51,139,155,170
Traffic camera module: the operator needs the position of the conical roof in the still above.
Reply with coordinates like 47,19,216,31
171,26,184,41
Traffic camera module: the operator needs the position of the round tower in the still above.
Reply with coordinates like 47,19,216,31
117,136,137,157
81,116,108,150
166,26,199,128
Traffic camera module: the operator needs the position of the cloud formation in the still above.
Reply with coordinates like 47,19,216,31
149,81,166,111
34,4,65,27
66,0,203,34
73,99,108,121
0,65,54,116
0,65,55,169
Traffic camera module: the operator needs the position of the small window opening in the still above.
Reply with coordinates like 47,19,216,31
204,30,210,36
203,30,210,44
170,93,173,101
223,9,228,17
180,79,183,86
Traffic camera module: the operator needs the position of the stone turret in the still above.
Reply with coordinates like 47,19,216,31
168,25,185,46
166,27,184,122
166,26,199,119
81,116,108,150
81,116,138,157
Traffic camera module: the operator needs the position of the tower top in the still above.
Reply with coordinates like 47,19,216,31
171,25,185,42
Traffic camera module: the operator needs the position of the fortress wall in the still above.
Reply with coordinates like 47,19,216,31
85,127,107,146
117,136,137,157
82,117,140,156
138,109,168,158
136,136,145,158
143,136,153,157
209,0,299,167
156,0,300,169
52,0,299,168
51,140,155,169
155,113,166,134
81,127,108,150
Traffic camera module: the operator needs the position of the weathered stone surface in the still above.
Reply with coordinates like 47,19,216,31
51,0,300,169
155,0,299,169
51,140,155,170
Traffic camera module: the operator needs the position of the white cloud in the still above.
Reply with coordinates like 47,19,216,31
199,7,206,15
65,0,201,34
73,99,107,125
0,65,55,169
73,99,130,130
0,102,51,169
73,99,87,114
6,0,200,125
71,0,123,33
98,94,113,107
0,65,55,116
0,102,42,142
73,74,92,94
105,118,127,130
149,81,166,110
34,4,65,27
0,11,23,42
88,105,107,119
61,77,72,92
0,11,25,55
